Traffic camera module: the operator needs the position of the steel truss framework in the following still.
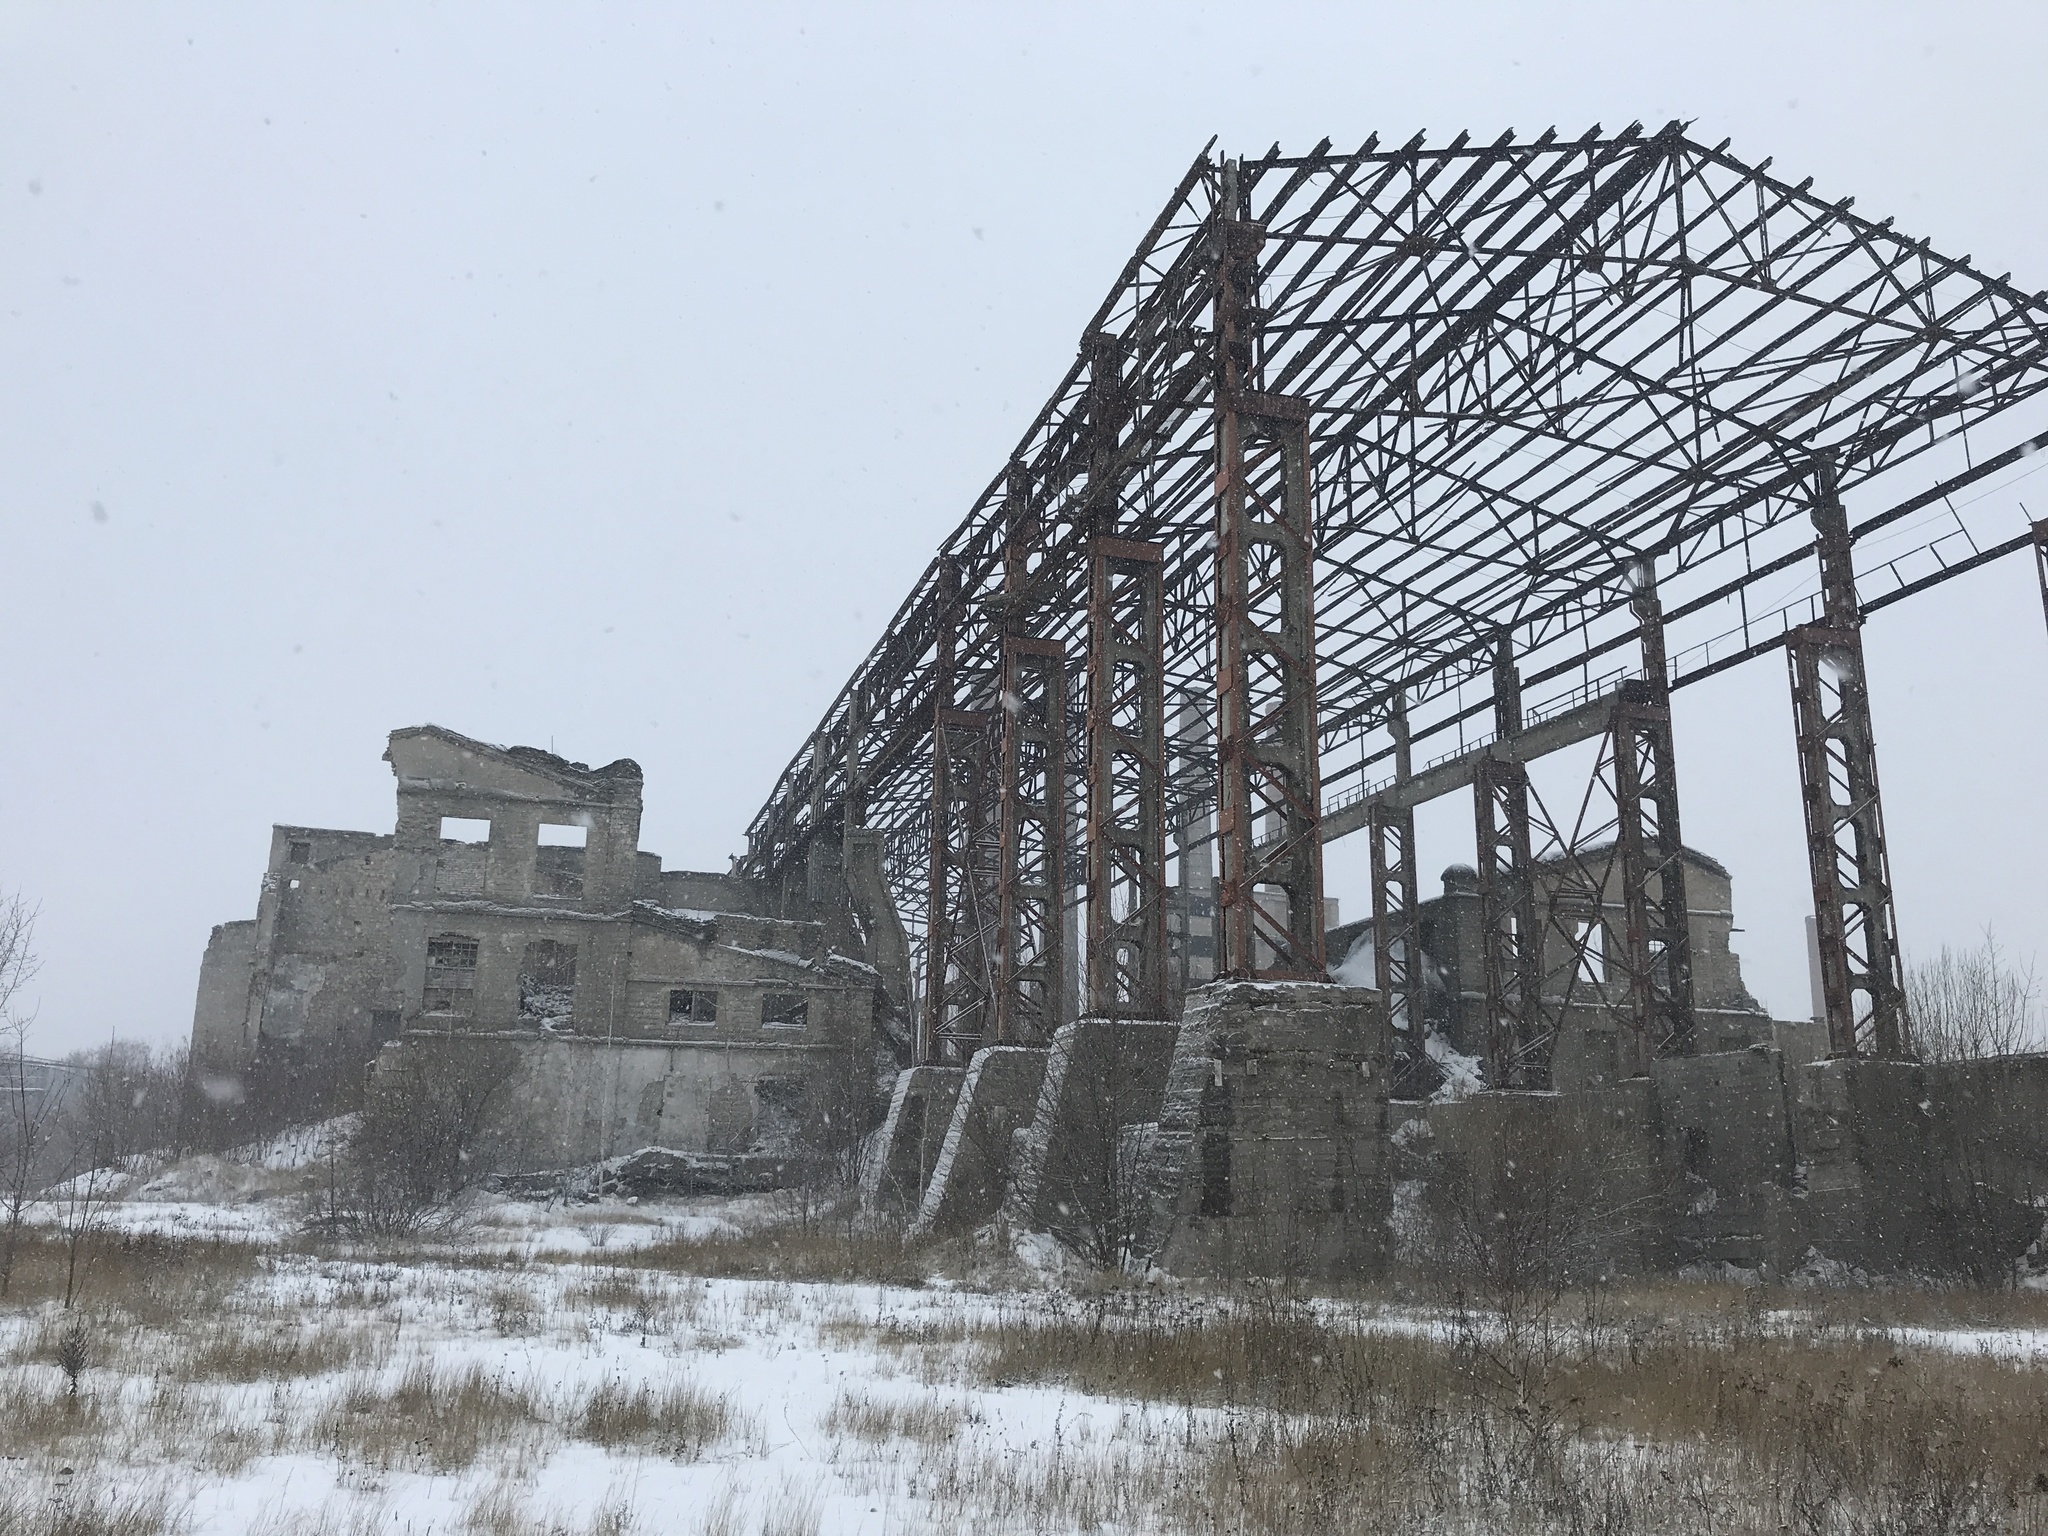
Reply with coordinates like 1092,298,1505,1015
743,126,2048,1063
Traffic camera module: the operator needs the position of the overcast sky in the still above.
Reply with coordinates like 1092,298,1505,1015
4,2,2046,1055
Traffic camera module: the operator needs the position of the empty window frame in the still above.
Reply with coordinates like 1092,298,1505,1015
760,993,809,1031
423,934,480,1014
534,820,588,899
518,940,578,1026
440,816,492,844
666,989,718,1036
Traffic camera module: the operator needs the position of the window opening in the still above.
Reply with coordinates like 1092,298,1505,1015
440,816,492,844
287,841,312,865
666,989,718,1036
761,993,809,1031
518,940,578,1027
535,822,588,899
423,934,480,1015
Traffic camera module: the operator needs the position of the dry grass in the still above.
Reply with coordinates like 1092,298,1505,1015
1,1229,262,1320
177,1317,391,1380
821,1389,972,1445
871,1284,2048,1535
314,1357,547,1470
623,1222,937,1286
0,1476,176,1536
570,1375,738,1458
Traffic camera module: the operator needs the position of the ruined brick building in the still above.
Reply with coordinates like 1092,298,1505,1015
190,726,909,1168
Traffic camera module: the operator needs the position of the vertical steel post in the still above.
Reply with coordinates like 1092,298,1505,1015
1788,461,1910,1058
1212,164,1327,980
1611,562,1697,1061
1086,537,1170,1017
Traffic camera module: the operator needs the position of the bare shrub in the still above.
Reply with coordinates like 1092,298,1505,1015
0,891,55,1298
1908,931,2043,1061
315,1038,519,1236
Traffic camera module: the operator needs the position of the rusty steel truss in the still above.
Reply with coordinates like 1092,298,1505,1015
741,125,2048,1069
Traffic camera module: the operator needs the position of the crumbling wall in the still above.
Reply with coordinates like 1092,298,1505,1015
190,920,260,1070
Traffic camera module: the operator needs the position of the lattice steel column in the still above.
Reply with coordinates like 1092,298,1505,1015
1368,801,1426,1085
1086,536,1169,1018
1212,177,1326,980
991,460,1067,1045
1611,564,1696,1062
995,638,1065,1045
921,561,999,1064
1788,462,1910,1059
1474,755,1543,1088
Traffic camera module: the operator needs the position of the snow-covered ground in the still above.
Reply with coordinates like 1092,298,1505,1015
9,1143,2048,1536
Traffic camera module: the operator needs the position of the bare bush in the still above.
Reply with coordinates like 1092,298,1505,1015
1907,930,2043,1061
0,890,54,1298
313,1038,518,1236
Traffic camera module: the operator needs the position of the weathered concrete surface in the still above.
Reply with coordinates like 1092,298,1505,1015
863,1065,966,1216
1006,1017,1180,1261
378,1030,861,1171
1407,1049,2048,1281
911,1046,1049,1235
1139,982,1392,1283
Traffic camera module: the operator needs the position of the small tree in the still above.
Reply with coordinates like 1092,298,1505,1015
1907,932,2042,1061
0,893,55,1298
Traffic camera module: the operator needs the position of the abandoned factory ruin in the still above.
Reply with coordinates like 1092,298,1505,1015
194,127,2048,1281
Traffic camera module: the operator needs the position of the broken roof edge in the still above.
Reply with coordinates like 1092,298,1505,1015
384,724,644,796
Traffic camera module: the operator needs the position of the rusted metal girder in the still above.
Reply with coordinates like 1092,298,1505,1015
1086,537,1170,1018
920,560,1000,1064
1611,566,1696,1067
1789,462,1910,1059
1212,175,1327,980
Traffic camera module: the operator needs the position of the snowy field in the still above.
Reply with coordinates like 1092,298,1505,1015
8,1148,2048,1536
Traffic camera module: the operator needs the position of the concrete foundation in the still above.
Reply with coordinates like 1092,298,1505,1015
910,1046,1049,1235
1139,982,1392,1282
1005,1017,1180,1263
863,1066,966,1215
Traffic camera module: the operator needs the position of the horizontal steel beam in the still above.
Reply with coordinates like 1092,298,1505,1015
1320,687,1622,842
